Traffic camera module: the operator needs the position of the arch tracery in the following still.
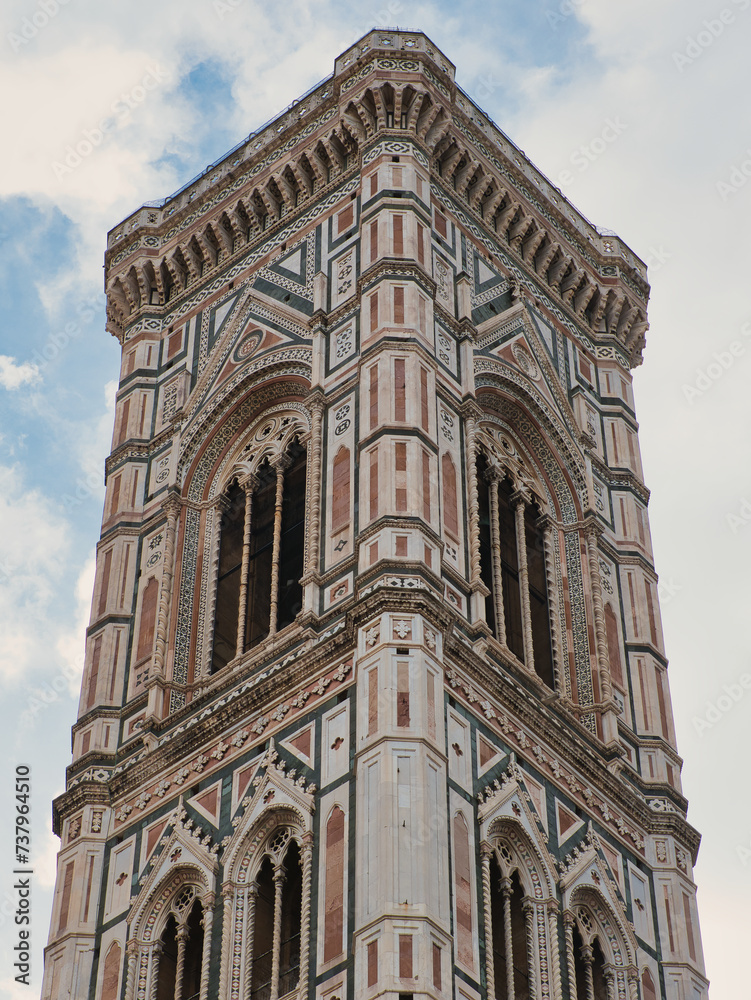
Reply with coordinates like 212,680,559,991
219,750,315,1000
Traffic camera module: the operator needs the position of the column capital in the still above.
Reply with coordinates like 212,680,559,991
482,461,505,485
304,388,326,413
582,512,605,539
460,398,483,423
161,489,182,518
480,840,494,860
511,485,533,508
238,472,259,494
537,511,558,532
271,452,292,474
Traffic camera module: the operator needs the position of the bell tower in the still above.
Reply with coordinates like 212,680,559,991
43,29,707,1000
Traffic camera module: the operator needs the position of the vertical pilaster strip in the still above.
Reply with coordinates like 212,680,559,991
523,899,538,1000
580,943,595,1000
502,877,515,1000
202,496,228,678
243,885,258,1000
480,844,496,1000
148,944,162,1000
269,866,285,1000
235,479,255,657
603,968,616,1000
219,886,234,1000
564,914,579,1000
548,905,563,1000
268,459,287,637
513,491,535,673
627,971,640,1000
585,522,613,700
541,515,563,691
153,493,180,676
124,945,138,1000
298,832,314,998
488,471,506,644
174,923,188,1000
305,393,324,580
199,901,213,1000
463,406,483,606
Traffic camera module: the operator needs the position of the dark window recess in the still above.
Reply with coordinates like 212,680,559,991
491,865,530,999
526,502,554,688
155,900,203,1000
211,440,307,672
246,460,275,651
476,455,554,684
276,443,306,633
251,843,302,1000
211,480,245,672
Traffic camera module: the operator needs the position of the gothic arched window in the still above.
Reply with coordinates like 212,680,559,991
490,858,531,999
154,890,205,1000
572,923,609,1000
211,438,307,672
249,828,304,1000
476,451,554,686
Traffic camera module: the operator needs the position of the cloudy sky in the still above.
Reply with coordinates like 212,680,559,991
0,0,748,995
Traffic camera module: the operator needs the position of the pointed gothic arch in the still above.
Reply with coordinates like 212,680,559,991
126,864,216,1000
559,850,640,1000
478,764,560,1000
219,749,315,1000
474,422,562,689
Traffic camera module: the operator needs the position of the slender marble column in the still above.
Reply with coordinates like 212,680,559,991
564,913,579,1000
218,886,234,1000
580,943,595,1000
243,885,258,1000
153,493,181,676
269,866,285,1000
235,478,256,657
174,923,188,1000
123,945,138,1000
487,471,507,645
548,905,563,1000
523,899,538,1000
148,943,162,1000
199,902,213,1000
502,877,515,1000
513,490,536,673
481,844,496,1000
298,833,314,997
268,458,288,637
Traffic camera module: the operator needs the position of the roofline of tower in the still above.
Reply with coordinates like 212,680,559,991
106,28,647,275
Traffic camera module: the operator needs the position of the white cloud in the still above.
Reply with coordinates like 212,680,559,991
0,465,71,681
0,356,40,390
54,551,96,699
